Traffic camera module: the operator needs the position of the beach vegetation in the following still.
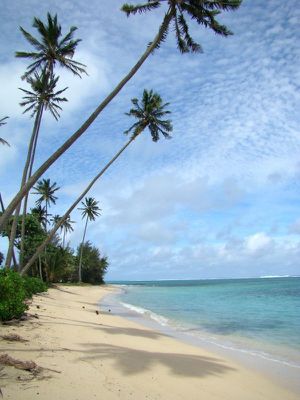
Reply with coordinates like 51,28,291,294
0,269,47,321
76,241,108,285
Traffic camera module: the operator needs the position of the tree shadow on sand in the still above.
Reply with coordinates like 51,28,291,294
77,343,235,378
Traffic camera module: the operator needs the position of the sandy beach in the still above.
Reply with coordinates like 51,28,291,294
0,285,298,400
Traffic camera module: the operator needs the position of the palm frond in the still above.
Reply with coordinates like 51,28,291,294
121,1,160,16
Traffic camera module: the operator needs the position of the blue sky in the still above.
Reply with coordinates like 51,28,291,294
1,0,300,280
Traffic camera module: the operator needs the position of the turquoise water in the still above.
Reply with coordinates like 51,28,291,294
110,277,300,367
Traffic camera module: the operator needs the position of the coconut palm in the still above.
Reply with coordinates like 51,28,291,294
77,198,101,282
20,71,68,120
4,13,85,269
31,205,48,230
5,73,66,268
51,214,74,248
0,1,242,232
33,178,60,230
15,12,86,79
0,117,10,146
61,216,75,249
20,89,172,276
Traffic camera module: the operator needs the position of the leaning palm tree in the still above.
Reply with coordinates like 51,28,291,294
1,1,242,231
78,198,101,282
4,13,85,269
0,117,10,146
20,89,172,275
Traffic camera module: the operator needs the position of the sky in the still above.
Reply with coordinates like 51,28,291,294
0,0,300,281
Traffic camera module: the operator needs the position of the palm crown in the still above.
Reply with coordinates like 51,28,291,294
122,0,242,53
125,89,172,142
33,178,60,209
19,71,68,120
16,12,86,79
31,205,48,229
78,197,101,221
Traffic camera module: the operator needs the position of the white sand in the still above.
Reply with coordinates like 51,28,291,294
0,285,298,400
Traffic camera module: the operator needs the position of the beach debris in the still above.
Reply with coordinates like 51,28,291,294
95,310,99,315
0,354,39,373
82,306,85,309
108,309,111,313
0,333,28,342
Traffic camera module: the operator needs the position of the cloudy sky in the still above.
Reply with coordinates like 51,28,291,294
1,0,300,280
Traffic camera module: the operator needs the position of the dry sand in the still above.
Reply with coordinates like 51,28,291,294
0,285,298,400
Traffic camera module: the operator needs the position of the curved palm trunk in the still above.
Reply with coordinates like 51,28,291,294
5,103,44,269
0,10,173,232
78,216,89,283
20,133,138,276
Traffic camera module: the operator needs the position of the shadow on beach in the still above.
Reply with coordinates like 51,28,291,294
76,342,235,377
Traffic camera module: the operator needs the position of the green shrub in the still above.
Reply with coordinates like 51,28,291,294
0,269,27,321
22,276,47,298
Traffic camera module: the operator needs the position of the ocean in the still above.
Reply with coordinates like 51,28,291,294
104,277,300,373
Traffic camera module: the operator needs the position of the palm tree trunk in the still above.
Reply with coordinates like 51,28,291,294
0,10,173,232
0,193,17,269
20,108,44,267
20,133,138,276
38,255,43,281
78,216,88,283
5,103,44,269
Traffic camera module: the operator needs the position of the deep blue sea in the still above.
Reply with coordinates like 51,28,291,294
107,277,300,368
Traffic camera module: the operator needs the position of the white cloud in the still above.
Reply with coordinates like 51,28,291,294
245,232,273,256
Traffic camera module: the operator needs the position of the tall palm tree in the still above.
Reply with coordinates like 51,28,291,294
4,13,85,269
0,1,242,232
77,198,101,282
33,178,60,231
0,117,10,146
20,89,172,276
18,73,68,266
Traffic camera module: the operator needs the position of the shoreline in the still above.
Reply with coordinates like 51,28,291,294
104,285,300,395
0,284,299,399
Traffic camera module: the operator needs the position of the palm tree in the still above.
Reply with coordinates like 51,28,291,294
17,73,67,266
0,1,242,232
51,214,74,248
15,12,86,79
4,13,85,269
31,205,48,230
0,117,10,146
77,198,101,282
33,178,60,230
20,89,172,276
61,216,75,249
